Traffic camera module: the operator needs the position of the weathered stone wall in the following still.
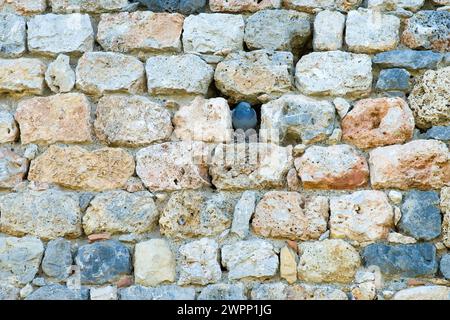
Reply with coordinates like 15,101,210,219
0,0,449,300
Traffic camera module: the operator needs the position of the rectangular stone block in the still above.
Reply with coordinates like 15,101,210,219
0,58,45,94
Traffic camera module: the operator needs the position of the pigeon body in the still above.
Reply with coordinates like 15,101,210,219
232,102,258,131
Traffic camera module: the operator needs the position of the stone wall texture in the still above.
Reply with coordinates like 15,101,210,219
0,0,449,301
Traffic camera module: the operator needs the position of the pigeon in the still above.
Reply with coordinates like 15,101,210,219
232,102,258,131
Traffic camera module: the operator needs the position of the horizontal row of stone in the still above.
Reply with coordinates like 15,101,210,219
2,235,450,290
0,187,448,243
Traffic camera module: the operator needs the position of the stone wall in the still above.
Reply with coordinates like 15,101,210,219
0,0,449,300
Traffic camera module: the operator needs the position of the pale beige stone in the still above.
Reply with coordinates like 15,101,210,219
442,187,450,248
210,143,293,190
284,0,362,13
97,12,184,55
0,148,27,189
280,246,297,284
15,93,92,145
94,95,172,147
286,284,348,300
387,232,417,244
298,239,361,283
0,110,18,143
45,54,75,93
173,97,232,143
209,0,281,12
393,286,450,300
252,191,329,240
136,141,211,192
369,140,449,190
0,0,46,15
313,10,346,51
0,58,45,95
28,145,135,192
50,0,132,13
134,239,176,287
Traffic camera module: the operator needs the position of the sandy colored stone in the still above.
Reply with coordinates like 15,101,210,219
27,13,94,56
313,10,345,51
367,0,425,11
49,0,132,13
160,190,235,239
283,0,362,13
45,54,75,93
252,191,329,240
369,140,449,190
230,191,256,239
183,13,244,57
393,286,450,300
295,51,372,98
260,94,336,145
134,239,176,287
298,239,361,283
215,50,294,103
0,110,18,143
97,12,184,54
209,0,280,12
0,189,81,240
441,187,450,248
280,246,298,284
146,54,214,96
178,238,222,286
387,232,417,244
345,9,400,53
342,97,415,150
83,191,158,235
76,52,145,95
95,95,172,147
210,143,293,190
330,190,394,242
29,145,135,192
0,0,46,15
0,148,27,189
136,141,211,192
295,144,369,190
408,67,450,129
0,58,45,95
15,93,92,145
286,284,348,300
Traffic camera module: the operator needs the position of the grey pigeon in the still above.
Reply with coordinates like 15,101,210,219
135,0,206,14
232,102,258,131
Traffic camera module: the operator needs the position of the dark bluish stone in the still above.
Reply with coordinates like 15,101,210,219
398,191,441,241
75,240,131,284
25,284,87,300
42,238,73,280
423,126,450,141
440,254,450,279
362,243,437,277
232,102,258,131
136,0,206,14
376,68,410,92
373,50,443,70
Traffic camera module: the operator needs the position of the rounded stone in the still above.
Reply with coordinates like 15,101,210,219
42,238,72,280
440,254,450,279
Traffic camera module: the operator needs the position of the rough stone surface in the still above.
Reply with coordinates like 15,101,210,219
398,191,441,241
0,111,17,143
330,190,394,242
178,238,222,285
29,145,135,192
230,191,256,239
376,68,411,92
280,246,297,284
210,143,293,190
440,254,450,279
286,284,348,300
137,0,206,15
75,240,131,284
0,236,44,285
198,283,246,300
367,0,425,11
76,52,145,95
260,94,336,145
26,284,83,300
27,13,94,56
146,54,214,96
369,140,449,190
136,141,211,192
0,189,81,240
345,9,400,53
42,238,72,280
221,240,278,280
408,67,450,129
297,239,361,283
423,126,450,141
209,0,280,12
295,51,372,98
393,286,450,300
251,282,288,300
215,50,294,103
373,49,444,70
252,191,329,240
313,10,345,51
0,0,46,14
341,97,415,149
173,97,233,143
402,11,450,51
0,13,25,58
94,95,172,147
0,148,27,189
15,93,92,145
183,13,244,57
295,144,369,190
160,190,235,239
119,285,196,300
443,188,450,248
50,0,132,13
362,243,437,277
97,12,184,55
244,10,311,52
0,58,45,95
134,239,176,287
83,191,158,235
283,0,362,12
45,54,75,93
